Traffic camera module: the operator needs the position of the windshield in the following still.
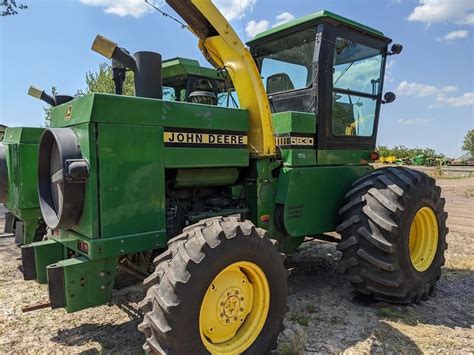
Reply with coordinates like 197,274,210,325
332,37,383,137
255,28,316,95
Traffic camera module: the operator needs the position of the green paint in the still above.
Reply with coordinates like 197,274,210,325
50,94,248,130
272,112,316,133
165,148,248,168
248,10,386,45
175,168,239,188
275,165,373,236
31,239,64,284
97,123,166,238
56,229,166,260
49,256,118,313
318,149,372,165
2,127,44,244
162,57,224,81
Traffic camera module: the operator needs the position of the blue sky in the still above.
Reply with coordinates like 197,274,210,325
1,0,473,157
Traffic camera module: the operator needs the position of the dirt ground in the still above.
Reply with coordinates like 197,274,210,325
0,176,473,354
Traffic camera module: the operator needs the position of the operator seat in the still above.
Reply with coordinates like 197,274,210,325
266,73,295,94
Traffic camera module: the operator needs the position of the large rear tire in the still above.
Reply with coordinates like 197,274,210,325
336,167,448,303
138,217,288,354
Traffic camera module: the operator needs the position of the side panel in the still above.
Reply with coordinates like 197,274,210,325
98,123,166,238
70,123,100,239
276,165,373,236
18,143,40,209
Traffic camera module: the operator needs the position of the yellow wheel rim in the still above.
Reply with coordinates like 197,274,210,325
199,261,270,354
409,207,439,272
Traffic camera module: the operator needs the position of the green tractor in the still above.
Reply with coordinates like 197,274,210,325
0,127,46,245
22,1,447,354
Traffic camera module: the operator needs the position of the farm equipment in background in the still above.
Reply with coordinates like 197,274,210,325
0,127,46,245
21,1,448,353
378,155,397,164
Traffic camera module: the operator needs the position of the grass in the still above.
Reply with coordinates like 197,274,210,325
290,311,310,326
278,330,306,355
377,307,418,323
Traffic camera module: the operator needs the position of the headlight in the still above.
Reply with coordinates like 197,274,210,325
38,128,89,229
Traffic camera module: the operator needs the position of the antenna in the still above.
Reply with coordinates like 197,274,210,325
144,0,189,30
239,0,248,43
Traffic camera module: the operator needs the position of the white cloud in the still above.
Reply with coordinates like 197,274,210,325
245,11,295,38
80,0,256,19
437,30,469,42
441,85,458,93
396,81,438,97
274,12,295,27
396,82,472,108
435,92,474,107
398,118,433,125
80,0,163,18
213,0,256,21
245,20,270,38
407,0,474,25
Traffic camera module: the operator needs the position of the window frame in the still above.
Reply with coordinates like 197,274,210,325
316,22,390,150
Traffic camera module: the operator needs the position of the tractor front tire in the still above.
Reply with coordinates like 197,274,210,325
337,167,448,303
138,217,288,354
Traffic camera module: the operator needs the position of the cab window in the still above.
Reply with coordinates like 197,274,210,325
255,28,316,95
332,37,382,137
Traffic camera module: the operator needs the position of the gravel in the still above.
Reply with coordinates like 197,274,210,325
1,177,473,354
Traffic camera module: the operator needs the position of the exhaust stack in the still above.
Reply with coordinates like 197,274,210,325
92,35,162,99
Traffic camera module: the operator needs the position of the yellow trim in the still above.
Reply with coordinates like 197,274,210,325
187,0,276,157
199,261,270,354
409,207,439,272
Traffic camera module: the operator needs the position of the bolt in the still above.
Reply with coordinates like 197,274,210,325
240,308,244,312
100,272,105,277
226,319,230,323
100,285,105,290
234,317,238,321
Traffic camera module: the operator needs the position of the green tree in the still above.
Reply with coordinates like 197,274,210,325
82,63,135,96
462,129,474,158
1,0,27,16
43,86,57,127
44,63,135,125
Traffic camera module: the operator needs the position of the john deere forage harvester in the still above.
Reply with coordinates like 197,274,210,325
22,1,447,353
0,127,46,245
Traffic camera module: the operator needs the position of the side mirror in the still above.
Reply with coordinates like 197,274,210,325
390,43,403,55
383,92,396,104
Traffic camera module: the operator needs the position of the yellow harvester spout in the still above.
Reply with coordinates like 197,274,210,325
166,0,276,157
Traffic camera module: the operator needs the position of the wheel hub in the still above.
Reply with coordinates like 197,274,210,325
409,207,439,272
218,288,247,325
199,261,270,354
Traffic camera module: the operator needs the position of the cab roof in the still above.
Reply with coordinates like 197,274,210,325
162,57,224,81
247,10,387,46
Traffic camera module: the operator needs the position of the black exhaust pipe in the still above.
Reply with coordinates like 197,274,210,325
133,51,162,100
91,35,163,100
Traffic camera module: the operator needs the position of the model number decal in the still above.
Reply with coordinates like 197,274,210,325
275,134,315,149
